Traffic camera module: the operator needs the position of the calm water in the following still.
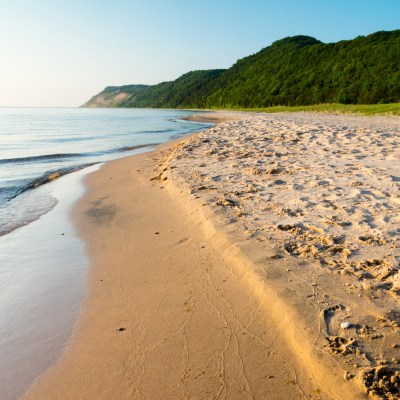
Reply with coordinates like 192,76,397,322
0,108,212,400
0,107,211,236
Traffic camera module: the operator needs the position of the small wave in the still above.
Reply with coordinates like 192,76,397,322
0,191,58,237
0,144,158,165
44,135,112,143
12,163,97,199
0,184,23,204
44,137,85,143
115,143,159,152
139,129,174,134
0,153,85,165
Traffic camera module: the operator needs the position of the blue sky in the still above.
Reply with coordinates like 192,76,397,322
0,0,399,107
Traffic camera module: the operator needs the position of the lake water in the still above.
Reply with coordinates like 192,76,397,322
0,107,211,236
0,108,212,399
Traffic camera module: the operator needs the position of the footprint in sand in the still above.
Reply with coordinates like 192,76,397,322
322,304,347,335
326,336,357,356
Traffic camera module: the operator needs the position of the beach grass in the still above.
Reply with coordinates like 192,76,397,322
211,103,400,116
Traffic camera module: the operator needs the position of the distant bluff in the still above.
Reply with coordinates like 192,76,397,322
83,30,400,108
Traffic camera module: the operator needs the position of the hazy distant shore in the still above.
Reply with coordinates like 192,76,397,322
25,111,399,399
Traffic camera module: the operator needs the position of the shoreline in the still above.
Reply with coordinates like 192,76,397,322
25,111,399,399
0,108,215,400
25,131,325,399
0,166,99,400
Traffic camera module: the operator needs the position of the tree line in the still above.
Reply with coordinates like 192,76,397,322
84,30,400,108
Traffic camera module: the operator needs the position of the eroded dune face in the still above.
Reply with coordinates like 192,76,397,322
160,112,400,398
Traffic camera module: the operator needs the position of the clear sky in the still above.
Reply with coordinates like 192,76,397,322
1,0,399,107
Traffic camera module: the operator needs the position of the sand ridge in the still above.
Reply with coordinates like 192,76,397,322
154,112,399,399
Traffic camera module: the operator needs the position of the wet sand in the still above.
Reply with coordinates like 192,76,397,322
25,112,399,399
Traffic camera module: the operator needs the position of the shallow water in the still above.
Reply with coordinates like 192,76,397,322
0,108,211,236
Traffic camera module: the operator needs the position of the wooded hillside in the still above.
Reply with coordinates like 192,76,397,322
83,30,400,108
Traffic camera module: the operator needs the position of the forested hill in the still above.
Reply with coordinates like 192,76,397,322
83,30,400,108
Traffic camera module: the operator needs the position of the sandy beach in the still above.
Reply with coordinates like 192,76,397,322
25,111,399,399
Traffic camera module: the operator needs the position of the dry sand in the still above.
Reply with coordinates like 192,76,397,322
25,112,399,399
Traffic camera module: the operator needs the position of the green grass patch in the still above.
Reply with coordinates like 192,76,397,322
213,103,400,116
